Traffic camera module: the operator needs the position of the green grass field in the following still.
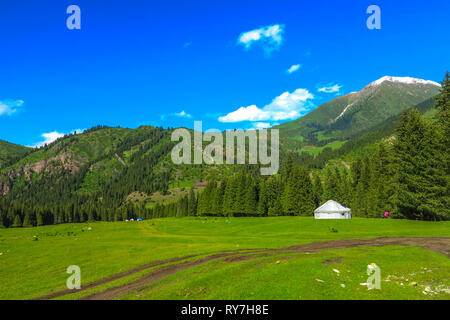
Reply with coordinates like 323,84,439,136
298,140,347,156
0,217,449,300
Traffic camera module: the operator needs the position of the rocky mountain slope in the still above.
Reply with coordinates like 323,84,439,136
277,76,441,147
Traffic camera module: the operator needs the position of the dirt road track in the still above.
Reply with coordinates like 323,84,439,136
34,237,450,300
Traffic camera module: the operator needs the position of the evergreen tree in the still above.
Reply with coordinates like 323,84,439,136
0,210,6,228
223,176,237,216
257,180,268,216
435,71,450,220
266,177,282,216
187,188,197,216
351,158,362,189
323,169,340,201
282,167,315,215
312,175,323,206
281,153,294,181
393,109,448,220
268,197,283,216
12,214,22,228
212,180,226,216
243,176,258,215
23,212,34,227
36,212,44,226
436,71,450,137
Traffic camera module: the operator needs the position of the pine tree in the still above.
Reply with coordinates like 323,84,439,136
312,175,323,206
257,180,268,216
23,213,34,227
351,158,372,217
393,109,448,220
435,71,450,220
12,214,22,228
370,143,395,217
436,71,450,137
88,210,95,222
298,167,315,215
212,180,225,216
281,153,294,181
0,209,5,228
243,177,258,215
282,167,315,216
340,169,352,207
7,207,15,228
351,158,362,188
268,197,282,216
187,188,197,216
73,209,80,223
266,177,282,216
233,172,247,214
281,170,298,215
223,176,237,216
36,212,44,226
323,169,340,201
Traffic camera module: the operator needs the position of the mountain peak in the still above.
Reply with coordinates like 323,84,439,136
367,76,441,88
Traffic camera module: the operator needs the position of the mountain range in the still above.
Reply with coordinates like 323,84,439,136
0,76,442,204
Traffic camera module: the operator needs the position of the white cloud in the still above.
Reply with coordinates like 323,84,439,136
287,64,301,74
219,88,314,123
174,110,192,118
0,99,24,116
251,122,272,129
219,105,267,122
318,84,342,93
31,131,65,148
30,129,85,148
238,24,284,54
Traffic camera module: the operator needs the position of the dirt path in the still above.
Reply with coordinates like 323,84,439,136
80,252,255,300
35,237,450,300
33,249,261,300
282,237,450,256
33,254,197,300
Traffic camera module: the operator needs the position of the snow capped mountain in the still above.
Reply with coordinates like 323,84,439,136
367,76,441,88
277,74,441,140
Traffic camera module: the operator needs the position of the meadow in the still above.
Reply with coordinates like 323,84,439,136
0,217,449,300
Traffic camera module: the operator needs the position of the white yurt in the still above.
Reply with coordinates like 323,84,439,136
314,200,351,219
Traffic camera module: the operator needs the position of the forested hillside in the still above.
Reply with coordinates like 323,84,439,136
277,77,441,156
0,140,31,169
0,74,448,227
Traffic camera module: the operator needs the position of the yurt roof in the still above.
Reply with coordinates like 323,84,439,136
314,200,351,213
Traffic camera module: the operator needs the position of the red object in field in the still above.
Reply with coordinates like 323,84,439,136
384,212,390,217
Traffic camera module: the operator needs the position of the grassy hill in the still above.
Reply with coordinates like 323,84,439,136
277,79,441,153
0,140,31,169
0,126,173,201
0,125,232,206
313,96,438,162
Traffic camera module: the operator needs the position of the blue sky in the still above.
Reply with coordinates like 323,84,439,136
0,0,449,146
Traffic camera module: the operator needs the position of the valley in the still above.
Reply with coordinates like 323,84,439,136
1,217,449,300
